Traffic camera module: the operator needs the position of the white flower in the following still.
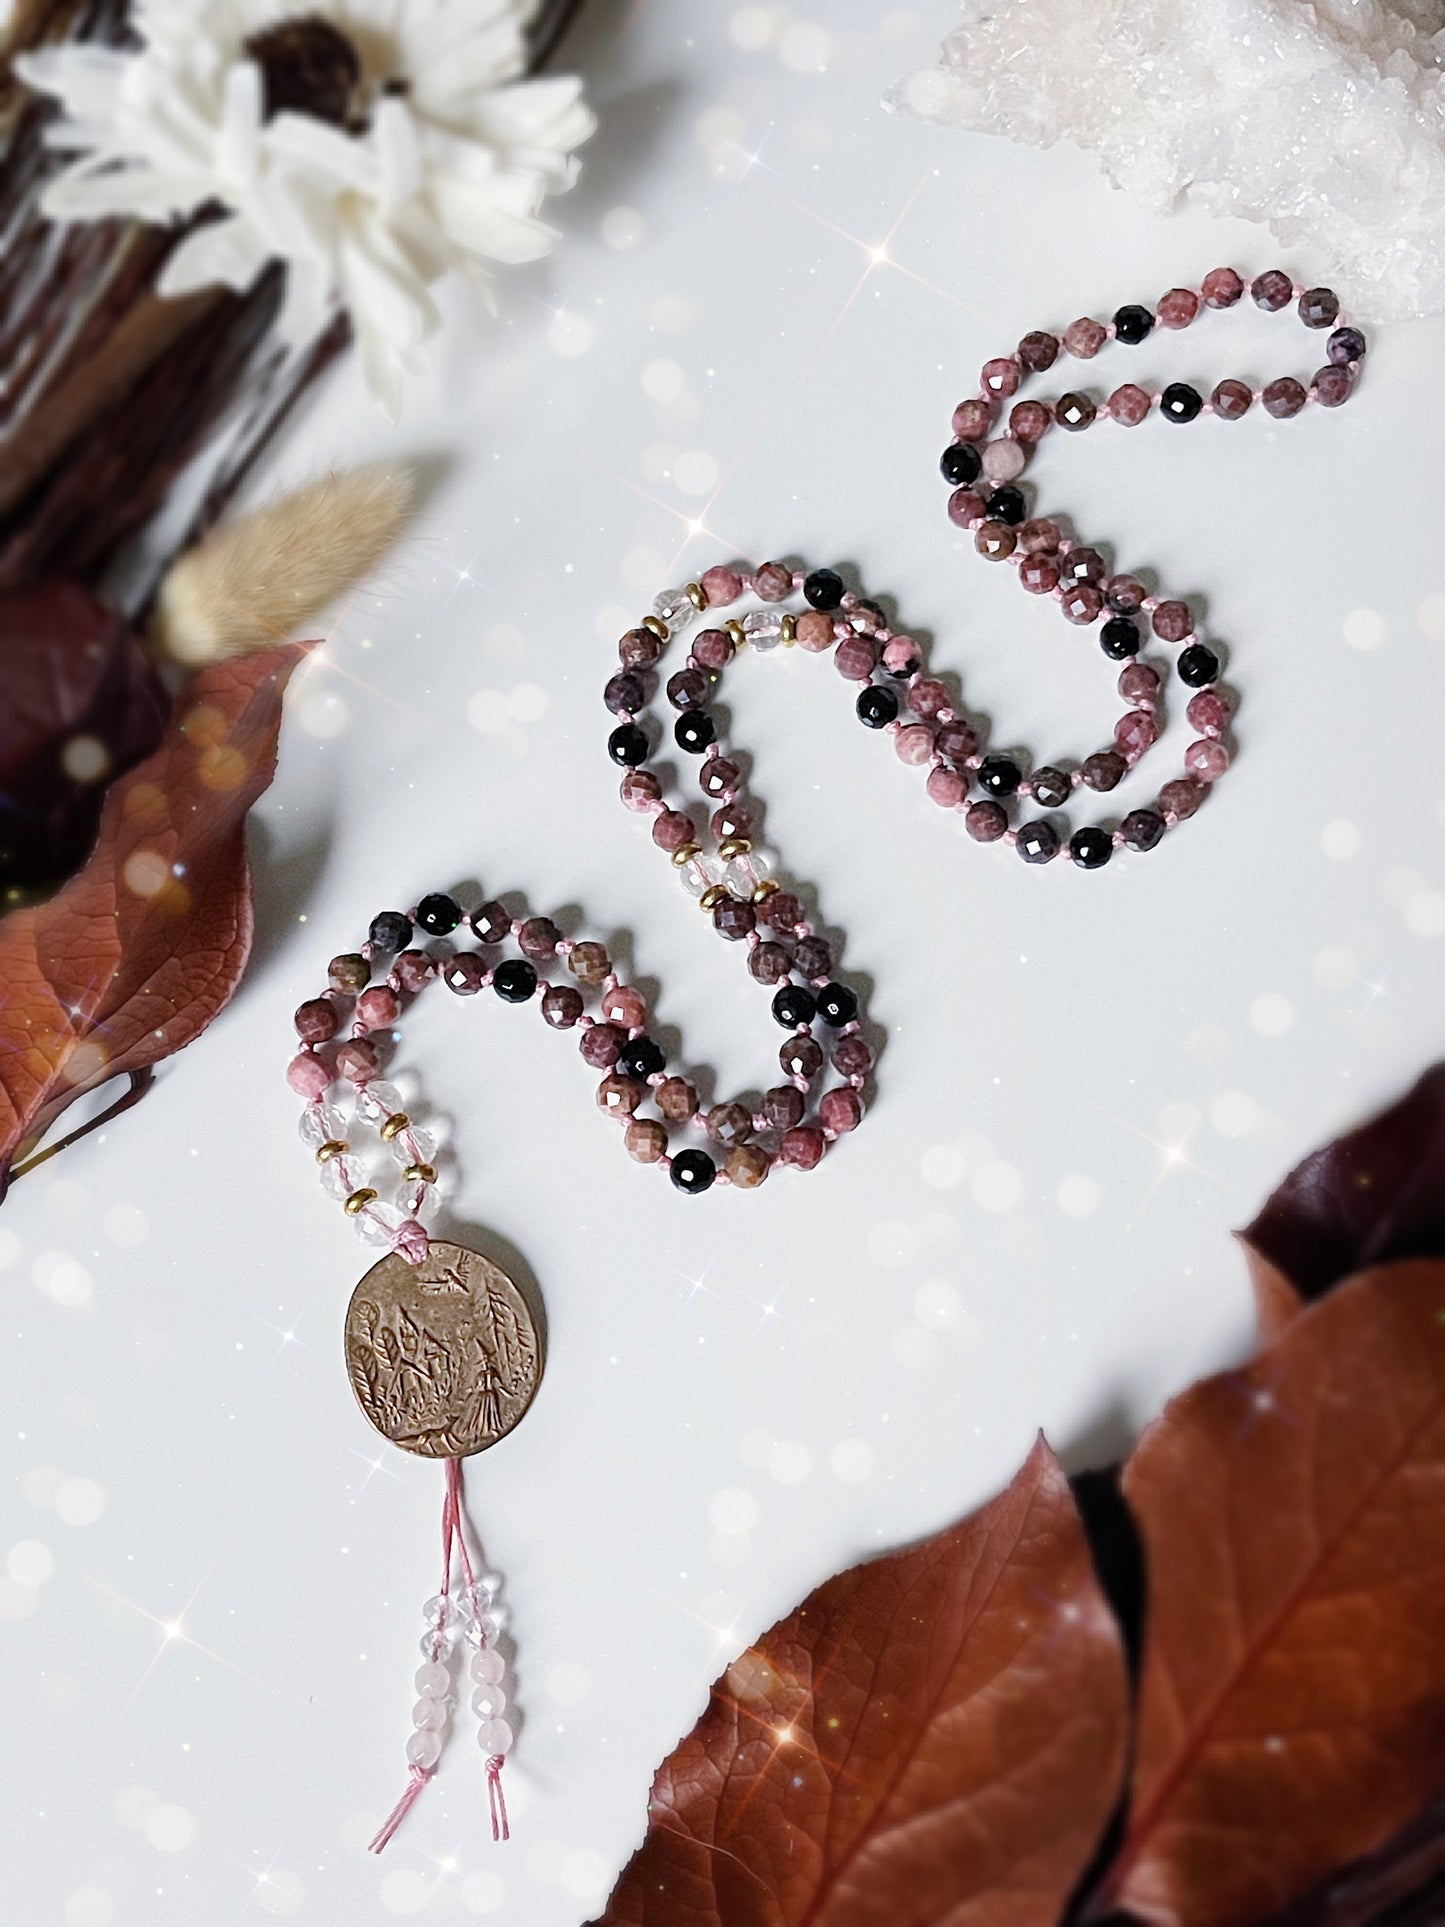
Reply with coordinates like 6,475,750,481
19,0,595,415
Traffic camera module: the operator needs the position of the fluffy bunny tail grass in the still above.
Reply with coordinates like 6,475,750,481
152,464,416,666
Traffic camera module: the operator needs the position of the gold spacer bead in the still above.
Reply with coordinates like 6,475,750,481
671,842,702,867
718,837,752,860
752,878,781,903
344,1187,378,1215
686,581,707,611
642,614,668,640
699,885,728,912
315,1139,348,1164
780,612,797,646
725,618,746,648
379,1112,410,1141
403,1162,438,1185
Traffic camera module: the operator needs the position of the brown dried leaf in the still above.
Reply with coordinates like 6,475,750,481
0,641,308,1174
1106,1261,1445,1927
1237,1236,1306,1345
596,1437,1127,1927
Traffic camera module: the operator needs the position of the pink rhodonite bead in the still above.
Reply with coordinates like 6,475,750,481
795,610,834,651
1115,709,1159,756
1017,518,1061,554
1201,267,1244,308
894,723,934,766
357,986,400,1028
883,637,919,675
910,677,949,719
981,438,1026,482
692,627,733,670
820,1087,863,1135
926,766,966,809
392,951,432,995
294,997,338,1044
701,565,743,606
1063,317,1107,358
336,1038,379,1082
1108,384,1152,426
1185,738,1230,781
779,1125,826,1170
948,487,985,528
1119,662,1161,706
652,809,695,853
287,1052,330,1099
1187,689,1229,734
1019,553,1060,595
602,985,646,1029
1061,584,1103,625
1008,400,1051,442
1212,379,1253,420
620,769,661,811
952,398,995,441
1160,777,1204,819
1157,287,1200,329
753,561,792,601
835,636,879,680
981,357,1020,399
1152,600,1194,642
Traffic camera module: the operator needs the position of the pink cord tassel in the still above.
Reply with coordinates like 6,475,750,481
486,1756,510,1843
369,1766,434,1854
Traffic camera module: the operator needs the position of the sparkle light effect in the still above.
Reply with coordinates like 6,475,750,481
86,1557,269,1715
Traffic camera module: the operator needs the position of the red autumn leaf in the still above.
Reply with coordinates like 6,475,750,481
1243,1065,1445,1303
595,1436,1127,1927
1238,1237,1305,1345
0,641,308,1176
1103,1261,1445,1927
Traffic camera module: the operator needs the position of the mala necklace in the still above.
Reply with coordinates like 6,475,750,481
285,268,1364,1846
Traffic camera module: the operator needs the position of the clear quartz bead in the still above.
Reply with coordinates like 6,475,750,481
652,587,692,624
477,1717,514,1756
412,1695,448,1731
354,1201,405,1247
471,1647,506,1686
393,1125,437,1165
742,609,783,649
725,848,775,897
420,1627,456,1660
406,1729,443,1769
319,1156,357,1200
471,1684,507,1719
415,1661,450,1695
299,1101,344,1149
401,1178,441,1223
356,1079,404,1123
422,1595,457,1630
680,853,723,899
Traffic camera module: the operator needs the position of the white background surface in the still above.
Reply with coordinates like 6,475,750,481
6,4,1445,1923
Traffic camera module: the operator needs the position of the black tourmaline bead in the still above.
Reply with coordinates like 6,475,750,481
940,442,982,486
856,685,899,729
670,1148,716,1195
1113,304,1155,345
1160,382,1203,424
1100,617,1140,660
816,982,858,1028
608,723,649,766
1017,820,1059,864
492,958,538,1003
617,1036,665,1080
674,709,716,754
985,485,1026,526
1178,643,1220,687
368,909,413,953
1121,808,1166,852
605,669,647,715
1069,827,1113,869
977,755,1023,798
803,568,845,610
415,893,461,936
771,984,817,1029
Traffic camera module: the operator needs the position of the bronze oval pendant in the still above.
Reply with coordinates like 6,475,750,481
345,1240,542,1458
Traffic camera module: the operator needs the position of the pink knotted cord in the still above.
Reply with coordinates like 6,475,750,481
446,1460,510,1842
486,1756,510,1843
369,1766,432,1853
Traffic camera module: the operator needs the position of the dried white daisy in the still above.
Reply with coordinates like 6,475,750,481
19,1,596,415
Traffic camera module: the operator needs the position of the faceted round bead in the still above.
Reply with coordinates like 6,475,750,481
856,685,899,729
693,627,733,670
1029,766,1070,809
1017,820,1059,864
335,1038,379,1082
1152,600,1194,642
817,983,858,1029
655,1077,697,1123
1017,329,1059,372
966,801,1008,842
909,677,949,719
981,438,1027,482
368,910,412,954
1060,547,1105,585
1160,382,1203,424
564,941,607,987
926,766,966,809
977,755,1022,798
1328,326,1366,365
1115,709,1158,757
985,485,1026,526
619,627,663,668
597,1074,644,1117
601,984,645,1029
753,561,793,602
1105,574,1147,614
667,667,711,711
1178,643,1220,687
712,895,755,942
1314,365,1352,408
1100,617,1139,660
1201,267,1244,308
517,917,560,961
758,889,803,932
779,1126,826,1170
443,954,485,996
620,769,661,811
1121,808,1165,851
726,1144,771,1189
941,442,982,485
1070,827,1113,869
1063,316,1107,358
617,1036,665,1081
542,985,583,1029
407,1730,443,1769
472,1648,506,1685
492,959,537,1003
1113,304,1154,344
701,565,744,607
975,520,1015,560
836,636,880,681
1160,777,1204,820
948,486,985,529
700,757,739,798
1056,392,1095,431
675,709,715,754
1187,690,1230,735
1251,269,1293,311
465,902,506,947
294,997,338,1044
413,1696,447,1731
706,1102,753,1147
952,398,995,441
1017,517,1061,554
477,1718,514,1757
708,800,752,843
471,1684,508,1719
1119,661,1161,705
414,893,459,937
1211,378,1253,420
820,1087,863,1135
772,984,817,1028
1185,738,1230,781
762,1085,805,1131
608,723,649,766
749,942,791,987
652,809,695,854
780,1035,823,1080
1263,377,1307,419
802,568,844,611
287,1052,330,1101
670,1148,716,1195
415,1661,450,1696
1107,383,1151,426
1019,553,1060,595
981,356,1020,398
793,936,831,979
625,1118,668,1164
580,1023,623,1069
1061,584,1103,625
1008,400,1051,443
1299,286,1339,329
329,952,370,995
1157,287,1200,329
1082,751,1127,792
605,669,647,715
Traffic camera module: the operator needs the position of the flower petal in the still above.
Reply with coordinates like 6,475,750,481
429,177,559,264
156,214,268,299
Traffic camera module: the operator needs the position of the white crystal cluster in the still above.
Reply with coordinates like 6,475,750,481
888,0,1445,321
